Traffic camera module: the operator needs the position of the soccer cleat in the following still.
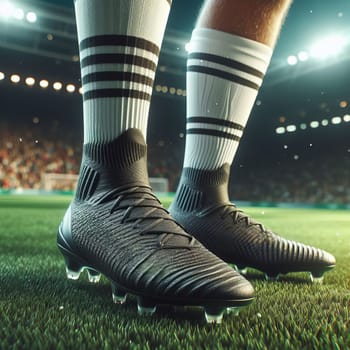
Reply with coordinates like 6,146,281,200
57,129,254,322
169,164,336,283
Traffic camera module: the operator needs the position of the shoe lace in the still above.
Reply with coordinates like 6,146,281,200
199,203,267,233
98,185,197,249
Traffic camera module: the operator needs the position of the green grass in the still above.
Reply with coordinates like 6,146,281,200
0,195,349,350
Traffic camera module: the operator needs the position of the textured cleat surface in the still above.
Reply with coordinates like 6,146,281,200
169,164,336,282
57,129,254,320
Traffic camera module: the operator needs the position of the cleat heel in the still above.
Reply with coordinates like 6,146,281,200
87,269,101,283
111,283,127,304
137,297,157,316
204,306,225,324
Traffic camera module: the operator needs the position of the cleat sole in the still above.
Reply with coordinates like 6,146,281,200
59,247,254,322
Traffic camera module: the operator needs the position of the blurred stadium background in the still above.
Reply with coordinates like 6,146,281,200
0,0,349,207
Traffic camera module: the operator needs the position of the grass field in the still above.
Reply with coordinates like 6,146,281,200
0,195,349,349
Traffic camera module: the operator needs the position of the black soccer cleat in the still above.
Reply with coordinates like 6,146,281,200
169,164,336,283
57,129,254,323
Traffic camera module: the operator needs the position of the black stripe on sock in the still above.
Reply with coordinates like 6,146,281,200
80,35,159,56
81,53,157,71
82,71,154,87
188,52,264,79
187,65,260,90
187,117,244,131
83,88,151,101
186,128,241,142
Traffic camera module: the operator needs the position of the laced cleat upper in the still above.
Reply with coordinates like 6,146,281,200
169,164,336,279
57,129,254,308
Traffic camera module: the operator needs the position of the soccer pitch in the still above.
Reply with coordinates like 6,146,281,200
0,195,349,349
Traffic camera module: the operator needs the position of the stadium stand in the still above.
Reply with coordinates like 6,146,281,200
1,121,349,205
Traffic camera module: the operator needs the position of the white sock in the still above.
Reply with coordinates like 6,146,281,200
74,0,171,144
183,28,272,170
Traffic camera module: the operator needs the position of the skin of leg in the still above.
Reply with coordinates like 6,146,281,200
196,0,293,47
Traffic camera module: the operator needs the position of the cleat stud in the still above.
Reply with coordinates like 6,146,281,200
309,272,324,284
232,264,247,275
111,283,127,305
87,269,101,283
112,293,127,305
204,306,225,324
237,267,248,275
226,307,240,316
137,297,157,316
265,273,280,282
63,253,84,280
66,267,83,280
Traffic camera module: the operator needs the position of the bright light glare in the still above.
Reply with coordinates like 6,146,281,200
310,121,319,128
310,34,347,59
275,127,285,134
0,71,5,80
53,82,62,90
321,119,329,126
10,74,20,83
13,7,24,20
0,1,14,18
39,79,49,88
298,51,309,61
286,125,297,132
343,114,350,122
25,77,35,86
26,11,37,23
66,84,75,93
287,55,298,65
300,123,307,130
331,116,342,124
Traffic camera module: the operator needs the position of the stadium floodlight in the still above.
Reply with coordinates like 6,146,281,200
53,81,62,90
321,119,329,126
310,34,347,59
343,114,350,122
300,123,307,130
79,87,83,94
287,55,298,65
0,1,14,18
310,121,319,128
298,51,309,62
26,11,37,23
25,77,35,86
0,71,5,80
286,124,296,132
275,127,285,134
10,74,20,83
39,79,49,88
66,84,75,93
331,116,342,124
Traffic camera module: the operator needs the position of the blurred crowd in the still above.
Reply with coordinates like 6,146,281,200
0,123,349,205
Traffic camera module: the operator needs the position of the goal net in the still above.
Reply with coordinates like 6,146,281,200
41,173,169,193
